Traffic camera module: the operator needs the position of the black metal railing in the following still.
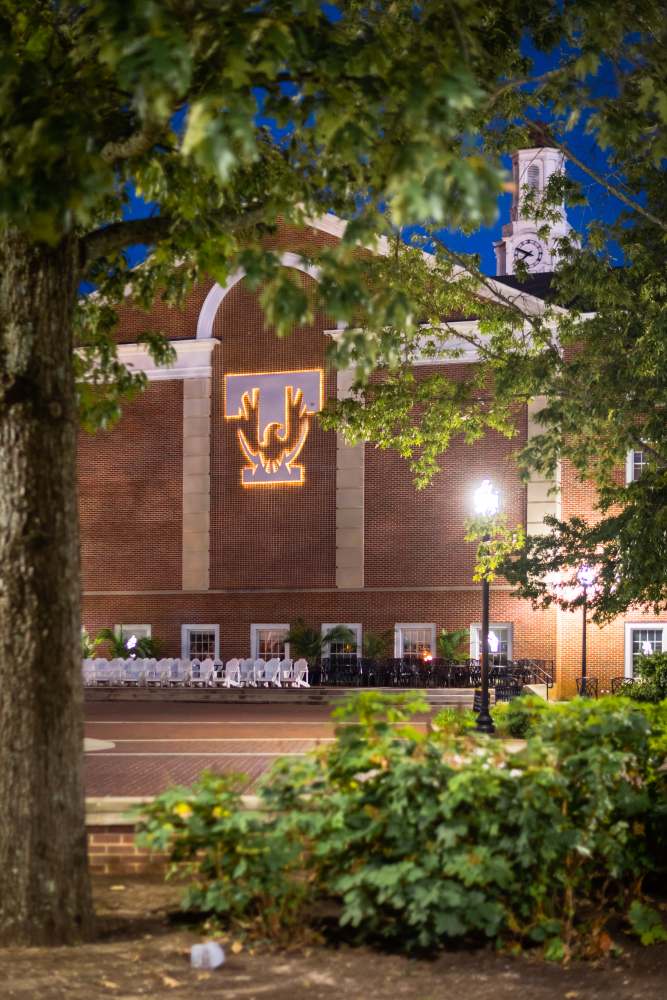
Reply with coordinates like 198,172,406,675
314,657,555,691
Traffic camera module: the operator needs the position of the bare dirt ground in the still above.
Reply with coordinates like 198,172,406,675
0,875,666,1000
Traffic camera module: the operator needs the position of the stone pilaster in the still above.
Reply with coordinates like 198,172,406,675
335,369,364,589
182,378,211,590
526,396,561,535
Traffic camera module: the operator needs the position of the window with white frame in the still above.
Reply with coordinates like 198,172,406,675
251,624,289,661
323,623,361,663
470,623,513,663
395,624,436,660
115,624,151,641
624,623,663,677
626,450,649,483
181,624,219,660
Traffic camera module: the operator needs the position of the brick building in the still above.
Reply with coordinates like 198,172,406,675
79,143,665,697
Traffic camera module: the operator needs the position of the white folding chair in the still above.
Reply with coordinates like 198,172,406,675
239,658,255,686
264,658,282,687
201,657,215,686
279,658,294,686
189,657,206,687
82,658,95,685
119,657,141,686
253,658,267,685
93,657,110,685
167,658,188,686
218,657,240,688
293,658,310,688
143,658,162,686
107,658,122,685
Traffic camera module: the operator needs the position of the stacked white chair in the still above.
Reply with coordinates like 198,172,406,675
189,658,205,687
264,658,281,687
82,658,95,685
93,657,110,685
201,657,215,686
239,658,255,686
107,658,122,685
166,658,187,686
142,657,159,686
253,658,267,686
293,658,310,688
279,658,294,686
218,658,240,688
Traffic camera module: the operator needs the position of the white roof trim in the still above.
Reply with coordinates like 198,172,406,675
108,339,219,381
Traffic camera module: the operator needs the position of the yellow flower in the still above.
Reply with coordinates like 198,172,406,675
173,803,193,819
212,807,231,818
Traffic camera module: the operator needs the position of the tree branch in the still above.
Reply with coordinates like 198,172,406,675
519,116,667,234
78,205,269,273
486,64,577,105
100,117,165,165
79,216,175,273
628,433,667,469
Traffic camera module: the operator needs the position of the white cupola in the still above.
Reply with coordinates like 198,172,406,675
493,123,571,276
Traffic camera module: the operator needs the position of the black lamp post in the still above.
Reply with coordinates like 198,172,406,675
577,565,595,680
474,480,499,735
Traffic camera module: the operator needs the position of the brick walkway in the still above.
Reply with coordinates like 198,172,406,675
84,701,431,797
84,702,339,796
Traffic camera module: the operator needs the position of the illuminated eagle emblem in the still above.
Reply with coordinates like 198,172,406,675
224,370,323,484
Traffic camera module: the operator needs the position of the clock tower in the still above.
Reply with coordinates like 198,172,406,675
493,123,571,276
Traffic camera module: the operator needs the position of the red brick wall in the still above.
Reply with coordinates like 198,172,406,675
78,381,184,594
364,372,527,587
82,589,556,665
210,275,337,590
87,824,166,875
113,276,217,342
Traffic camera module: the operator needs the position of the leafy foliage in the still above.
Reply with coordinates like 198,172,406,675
627,901,667,946
138,692,667,954
435,628,470,659
628,652,667,705
284,618,357,667
318,3,667,613
135,772,312,940
361,629,395,659
81,628,101,659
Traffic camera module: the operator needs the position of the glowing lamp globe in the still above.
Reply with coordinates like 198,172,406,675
488,631,500,653
577,566,595,588
126,635,138,650
474,479,500,517
642,640,653,656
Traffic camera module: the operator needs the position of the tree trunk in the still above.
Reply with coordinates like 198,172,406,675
0,229,95,944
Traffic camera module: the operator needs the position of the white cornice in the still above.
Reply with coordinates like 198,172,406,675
113,339,220,380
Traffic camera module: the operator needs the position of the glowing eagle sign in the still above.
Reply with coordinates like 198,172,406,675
224,370,323,485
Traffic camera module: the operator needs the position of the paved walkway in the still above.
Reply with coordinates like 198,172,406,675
84,702,368,797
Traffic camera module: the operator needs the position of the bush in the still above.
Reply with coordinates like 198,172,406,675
629,651,667,703
136,692,667,952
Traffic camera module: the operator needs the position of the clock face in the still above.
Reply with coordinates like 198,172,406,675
513,239,543,269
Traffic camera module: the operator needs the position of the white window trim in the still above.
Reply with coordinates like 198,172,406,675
181,624,219,661
322,623,362,656
115,624,151,638
251,623,290,661
470,623,514,660
624,622,665,678
625,450,635,485
394,623,436,659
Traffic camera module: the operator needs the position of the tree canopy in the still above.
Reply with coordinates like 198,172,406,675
320,0,667,615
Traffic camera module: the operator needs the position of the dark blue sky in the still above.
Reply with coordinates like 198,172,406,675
121,39,624,278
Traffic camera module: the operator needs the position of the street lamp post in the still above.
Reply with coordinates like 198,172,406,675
474,480,499,735
577,565,595,680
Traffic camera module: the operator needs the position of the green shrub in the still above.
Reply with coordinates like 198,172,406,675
135,772,312,940
432,706,477,733
137,692,667,952
628,651,667,703
492,694,549,739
